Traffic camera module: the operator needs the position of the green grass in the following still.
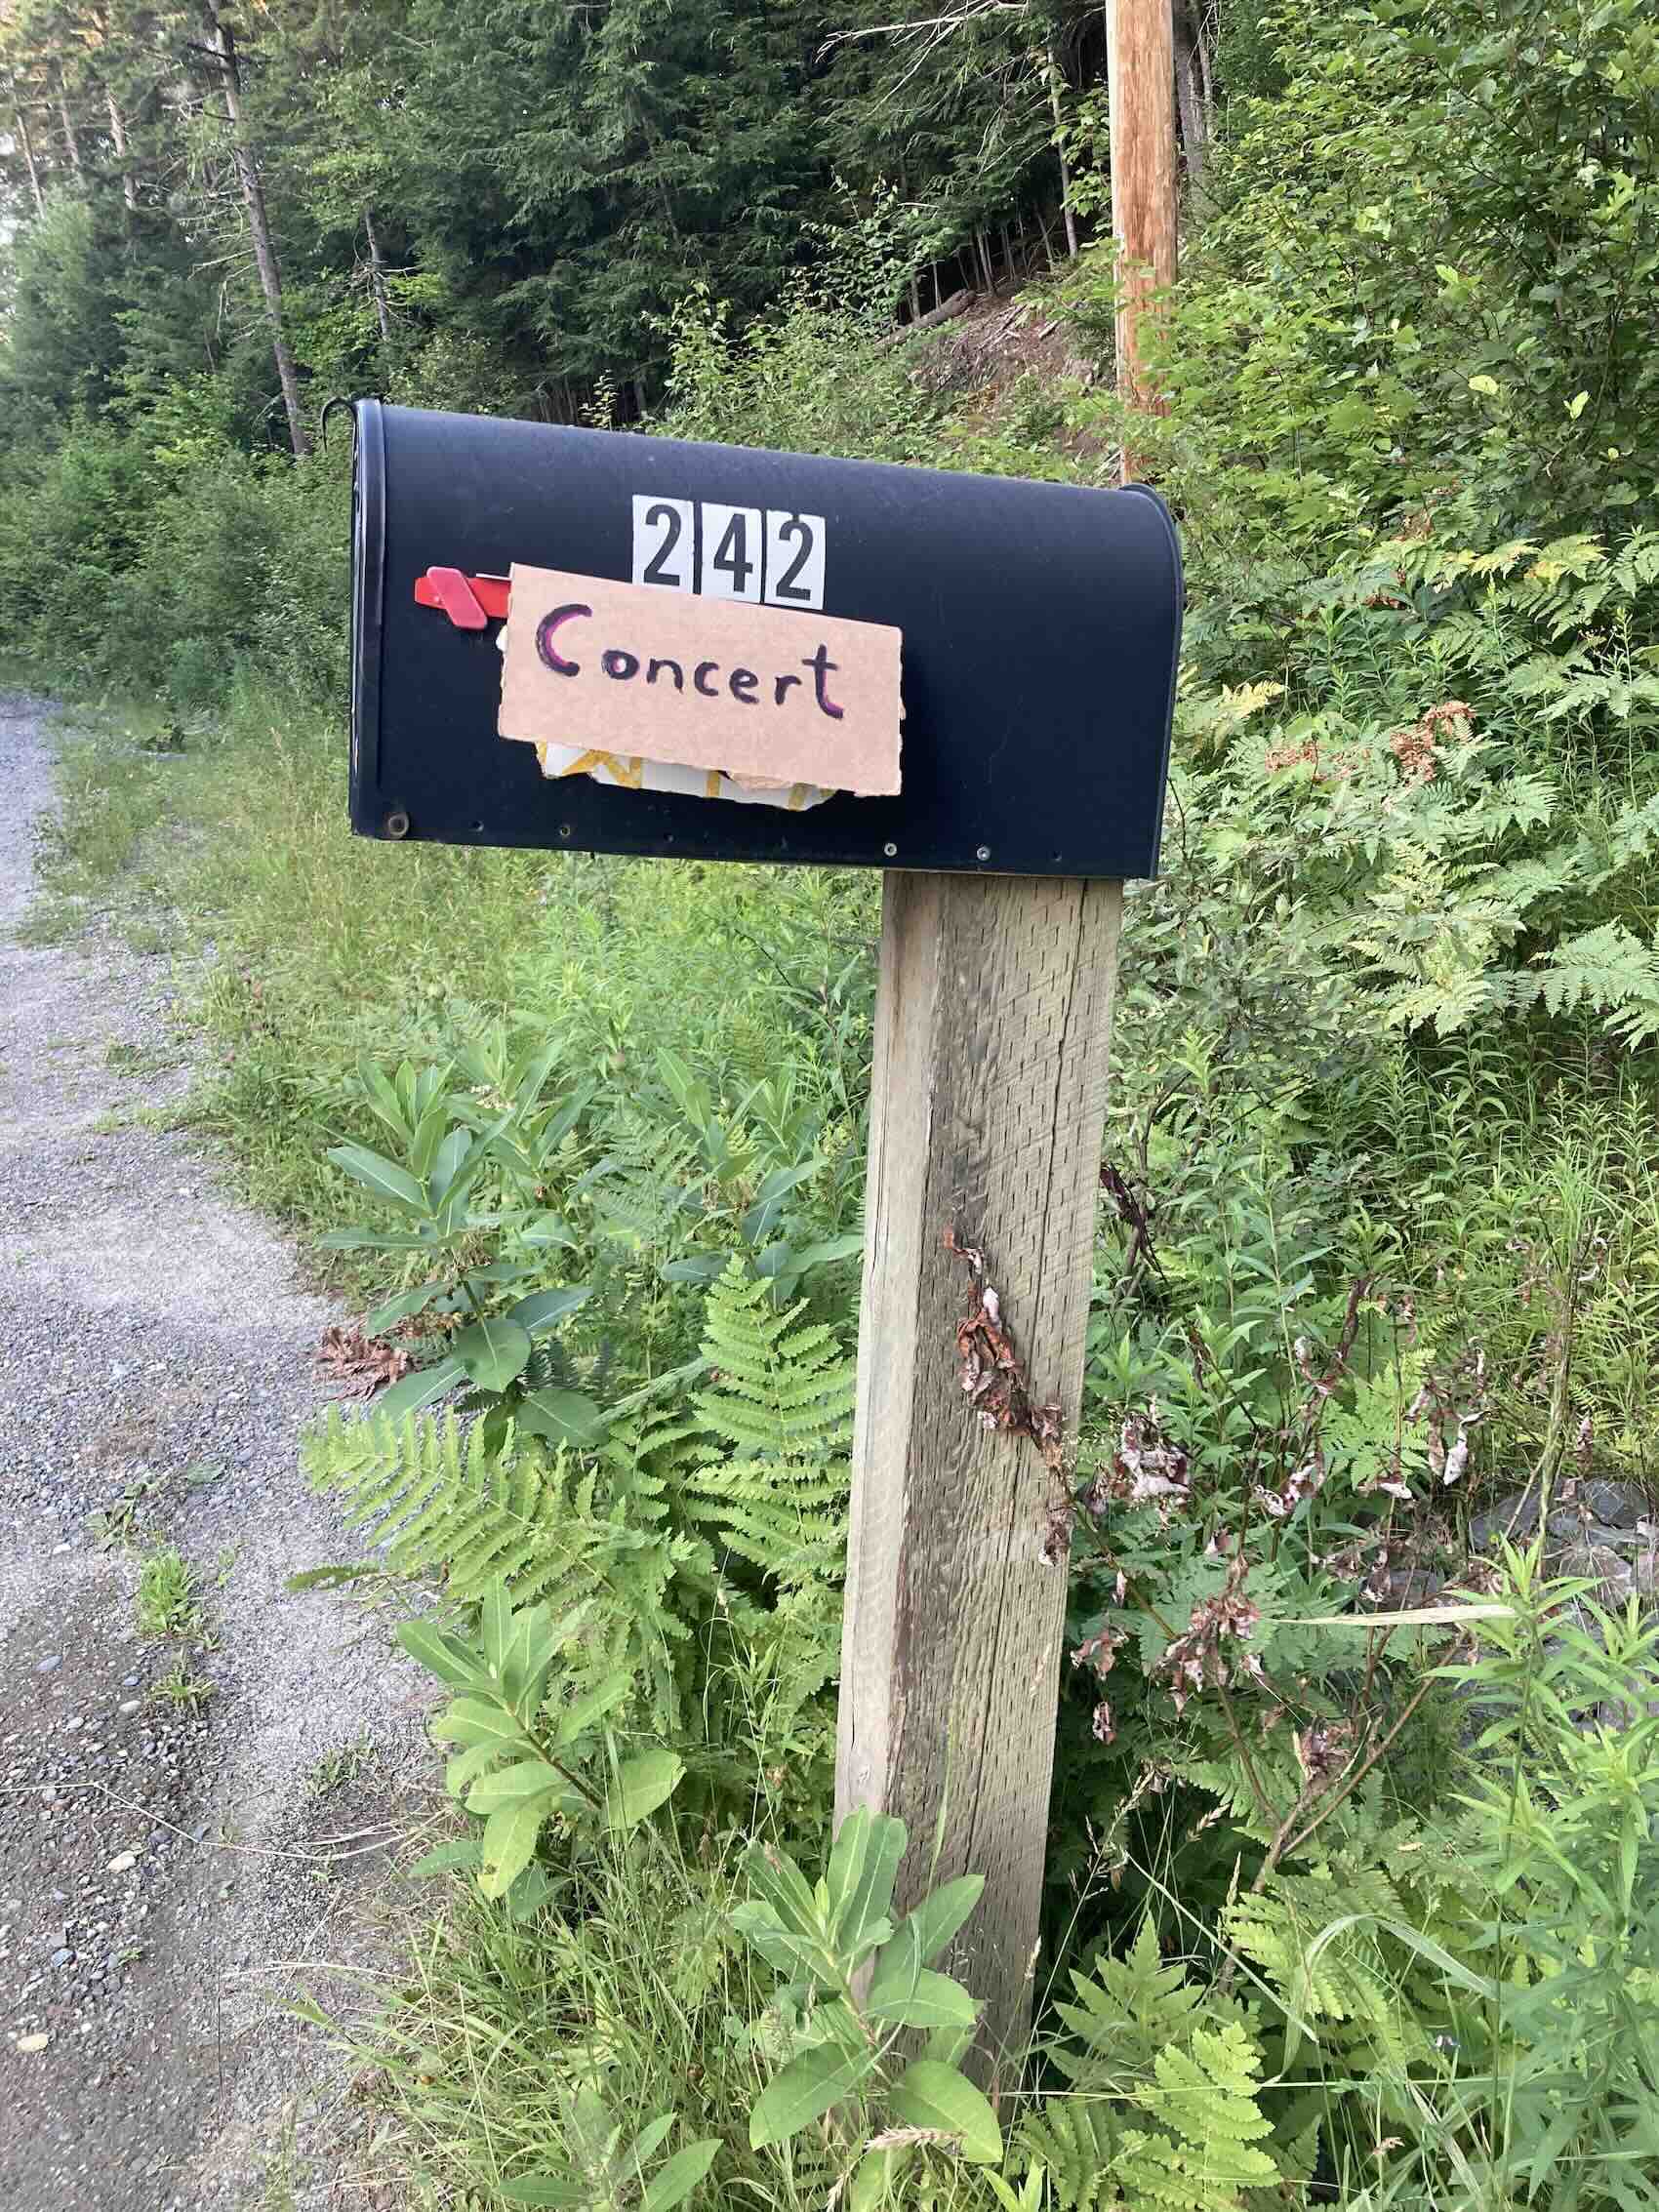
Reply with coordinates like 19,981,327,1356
148,1660,215,1709
346,1821,994,2212
134,1544,205,1641
307,1734,378,1798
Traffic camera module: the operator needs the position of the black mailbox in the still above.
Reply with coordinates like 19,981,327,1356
349,398,1181,878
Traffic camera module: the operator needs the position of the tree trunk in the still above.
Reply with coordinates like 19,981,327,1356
198,0,309,459
1034,203,1058,273
1173,1,1207,185
1046,39,1079,257
13,90,45,213
56,72,83,177
105,85,136,210
363,206,393,347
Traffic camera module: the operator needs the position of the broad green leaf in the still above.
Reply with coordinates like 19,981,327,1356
408,1100,453,1181
452,1316,532,1392
495,1592,543,1709
519,1214,579,1249
481,1582,514,1680
465,1758,565,1814
793,1232,865,1270
865,1966,979,2031
751,1240,794,1279
426,1124,471,1202
604,1749,685,1830
516,1388,608,1448
359,1057,409,1142
639,2140,721,2211
509,1285,592,1334
506,1862,558,1923
433,1696,530,1751
553,1667,632,1747
444,1741,502,1797
749,2040,878,2150
375,1355,466,1419
878,1874,985,1978
742,1161,818,1243
409,1837,483,1878
509,1037,563,1111
888,2061,1001,2163
924,2022,976,2069
365,1281,448,1332
500,2174,587,2206
316,1227,442,1253
744,1839,824,1941
478,1799,545,1899
730,1903,835,1984
398,1619,488,1692
828,1808,907,1958
660,1254,729,1285
625,2116,678,2171
327,1143,428,1214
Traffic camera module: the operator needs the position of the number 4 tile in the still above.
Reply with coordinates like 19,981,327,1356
701,503,763,602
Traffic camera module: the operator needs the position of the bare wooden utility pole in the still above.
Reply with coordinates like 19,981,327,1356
836,872,1122,2072
197,0,310,460
1107,0,1178,459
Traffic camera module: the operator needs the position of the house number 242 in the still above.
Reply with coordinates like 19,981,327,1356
630,497,827,611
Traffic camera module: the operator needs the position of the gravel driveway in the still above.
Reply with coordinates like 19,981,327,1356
0,693,425,2208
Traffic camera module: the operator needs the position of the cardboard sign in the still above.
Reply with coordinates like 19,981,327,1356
497,564,903,796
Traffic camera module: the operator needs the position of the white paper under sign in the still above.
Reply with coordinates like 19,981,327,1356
497,564,903,808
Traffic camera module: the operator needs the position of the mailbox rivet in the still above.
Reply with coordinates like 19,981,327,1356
976,845,991,863
883,841,898,858
558,824,571,839
384,809,411,840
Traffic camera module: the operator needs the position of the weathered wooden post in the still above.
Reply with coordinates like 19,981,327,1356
835,868,1122,2067
346,378,1180,2078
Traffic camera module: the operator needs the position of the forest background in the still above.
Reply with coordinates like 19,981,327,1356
5,1,1659,2207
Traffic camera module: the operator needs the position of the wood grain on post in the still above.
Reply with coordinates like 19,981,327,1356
835,870,1123,2073
1108,0,1179,464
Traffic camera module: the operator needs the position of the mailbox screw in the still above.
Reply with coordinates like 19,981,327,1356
882,841,898,858
976,845,991,863
384,808,410,840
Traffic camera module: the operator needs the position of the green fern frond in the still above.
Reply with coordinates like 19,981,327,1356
1537,921,1659,1038
696,1264,854,1460
1018,2096,1120,2211
303,1407,702,1723
1053,1915,1209,2088
1113,2027,1281,2212
683,1262,853,1585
